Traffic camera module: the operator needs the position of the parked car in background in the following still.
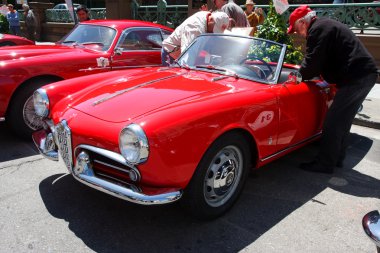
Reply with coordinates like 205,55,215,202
33,34,336,219
0,19,172,138
52,3,81,10
0,33,34,46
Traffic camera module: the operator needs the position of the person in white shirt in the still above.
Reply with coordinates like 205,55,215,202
161,11,229,66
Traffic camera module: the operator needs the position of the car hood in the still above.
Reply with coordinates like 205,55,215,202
69,68,232,123
0,45,93,61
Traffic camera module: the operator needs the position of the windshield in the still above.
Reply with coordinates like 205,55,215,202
59,24,116,51
177,34,286,83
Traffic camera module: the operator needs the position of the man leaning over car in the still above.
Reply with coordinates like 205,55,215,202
287,5,378,174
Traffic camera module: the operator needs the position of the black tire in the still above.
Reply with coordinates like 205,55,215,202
0,41,16,47
181,132,251,220
7,79,57,140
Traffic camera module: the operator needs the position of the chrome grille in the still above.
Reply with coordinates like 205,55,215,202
54,120,73,171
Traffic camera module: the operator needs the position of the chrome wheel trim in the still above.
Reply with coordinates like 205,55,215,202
203,145,243,207
23,95,44,131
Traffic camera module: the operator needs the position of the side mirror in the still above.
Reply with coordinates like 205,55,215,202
285,71,302,84
114,47,123,56
362,210,380,252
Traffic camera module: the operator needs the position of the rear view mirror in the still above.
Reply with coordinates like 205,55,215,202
114,47,123,56
286,71,302,84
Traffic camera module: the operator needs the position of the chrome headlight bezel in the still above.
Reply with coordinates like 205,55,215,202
33,88,50,118
119,123,149,165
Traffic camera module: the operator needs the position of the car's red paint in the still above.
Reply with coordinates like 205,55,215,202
0,20,172,137
0,33,34,46
34,35,336,217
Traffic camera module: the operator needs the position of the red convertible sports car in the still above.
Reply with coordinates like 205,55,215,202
33,34,336,219
0,20,172,138
0,33,34,47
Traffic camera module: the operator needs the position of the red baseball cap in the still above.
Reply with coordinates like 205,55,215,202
287,5,312,34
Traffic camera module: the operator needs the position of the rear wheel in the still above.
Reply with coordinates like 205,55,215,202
181,132,251,219
7,79,57,139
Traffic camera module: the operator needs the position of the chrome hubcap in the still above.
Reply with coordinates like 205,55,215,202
204,145,243,207
23,95,44,131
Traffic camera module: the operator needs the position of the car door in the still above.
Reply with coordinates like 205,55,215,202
273,73,334,151
110,27,167,70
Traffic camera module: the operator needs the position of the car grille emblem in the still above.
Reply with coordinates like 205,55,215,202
54,120,73,171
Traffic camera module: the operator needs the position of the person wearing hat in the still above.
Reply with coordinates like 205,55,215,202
161,11,229,66
6,4,21,36
287,5,378,174
244,0,264,36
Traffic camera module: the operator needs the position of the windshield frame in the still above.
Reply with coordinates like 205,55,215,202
177,34,287,85
57,23,118,52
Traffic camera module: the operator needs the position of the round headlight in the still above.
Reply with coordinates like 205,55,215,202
119,123,149,165
33,89,50,118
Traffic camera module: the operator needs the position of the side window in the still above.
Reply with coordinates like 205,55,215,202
161,29,172,40
117,29,164,51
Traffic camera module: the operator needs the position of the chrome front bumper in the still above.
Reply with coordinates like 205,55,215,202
32,127,183,205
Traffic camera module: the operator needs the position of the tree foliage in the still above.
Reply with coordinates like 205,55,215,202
256,1,303,64
0,14,9,34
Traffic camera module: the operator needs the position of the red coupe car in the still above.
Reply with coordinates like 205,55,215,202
0,20,172,138
0,33,34,47
33,34,336,219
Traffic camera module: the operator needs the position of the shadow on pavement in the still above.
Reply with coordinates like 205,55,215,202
38,132,380,253
0,122,38,162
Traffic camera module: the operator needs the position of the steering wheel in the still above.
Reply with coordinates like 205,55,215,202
240,56,273,79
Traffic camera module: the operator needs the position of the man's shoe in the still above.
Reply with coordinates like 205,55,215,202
299,161,334,174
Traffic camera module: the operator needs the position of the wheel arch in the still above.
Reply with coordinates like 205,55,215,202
6,75,63,116
211,128,259,170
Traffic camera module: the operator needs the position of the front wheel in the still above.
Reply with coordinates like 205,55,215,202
181,132,251,219
7,79,58,139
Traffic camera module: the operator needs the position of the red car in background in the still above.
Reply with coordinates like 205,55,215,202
33,34,336,219
0,20,172,138
0,33,34,47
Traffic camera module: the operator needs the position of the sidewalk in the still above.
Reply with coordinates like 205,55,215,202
353,83,380,129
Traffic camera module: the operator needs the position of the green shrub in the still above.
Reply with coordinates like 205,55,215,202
256,1,303,65
0,14,9,33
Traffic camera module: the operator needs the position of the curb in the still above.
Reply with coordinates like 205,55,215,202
353,118,380,130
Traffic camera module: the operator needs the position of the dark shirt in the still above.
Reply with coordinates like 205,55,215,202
300,18,377,87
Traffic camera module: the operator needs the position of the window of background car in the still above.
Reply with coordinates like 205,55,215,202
117,28,164,51
60,25,116,51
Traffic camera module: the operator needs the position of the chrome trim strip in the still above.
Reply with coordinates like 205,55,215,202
94,159,132,174
75,144,134,168
92,73,183,106
78,67,112,72
110,64,161,70
260,132,322,162
95,172,141,192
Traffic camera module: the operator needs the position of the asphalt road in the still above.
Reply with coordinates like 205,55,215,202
0,122,379,253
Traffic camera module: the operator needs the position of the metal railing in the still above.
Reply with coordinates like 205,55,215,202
45,8,106,23
42,2,380,33
256,3,380,34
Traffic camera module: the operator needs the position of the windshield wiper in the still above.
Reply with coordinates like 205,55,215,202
61,40,77,44
195,65,239,81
